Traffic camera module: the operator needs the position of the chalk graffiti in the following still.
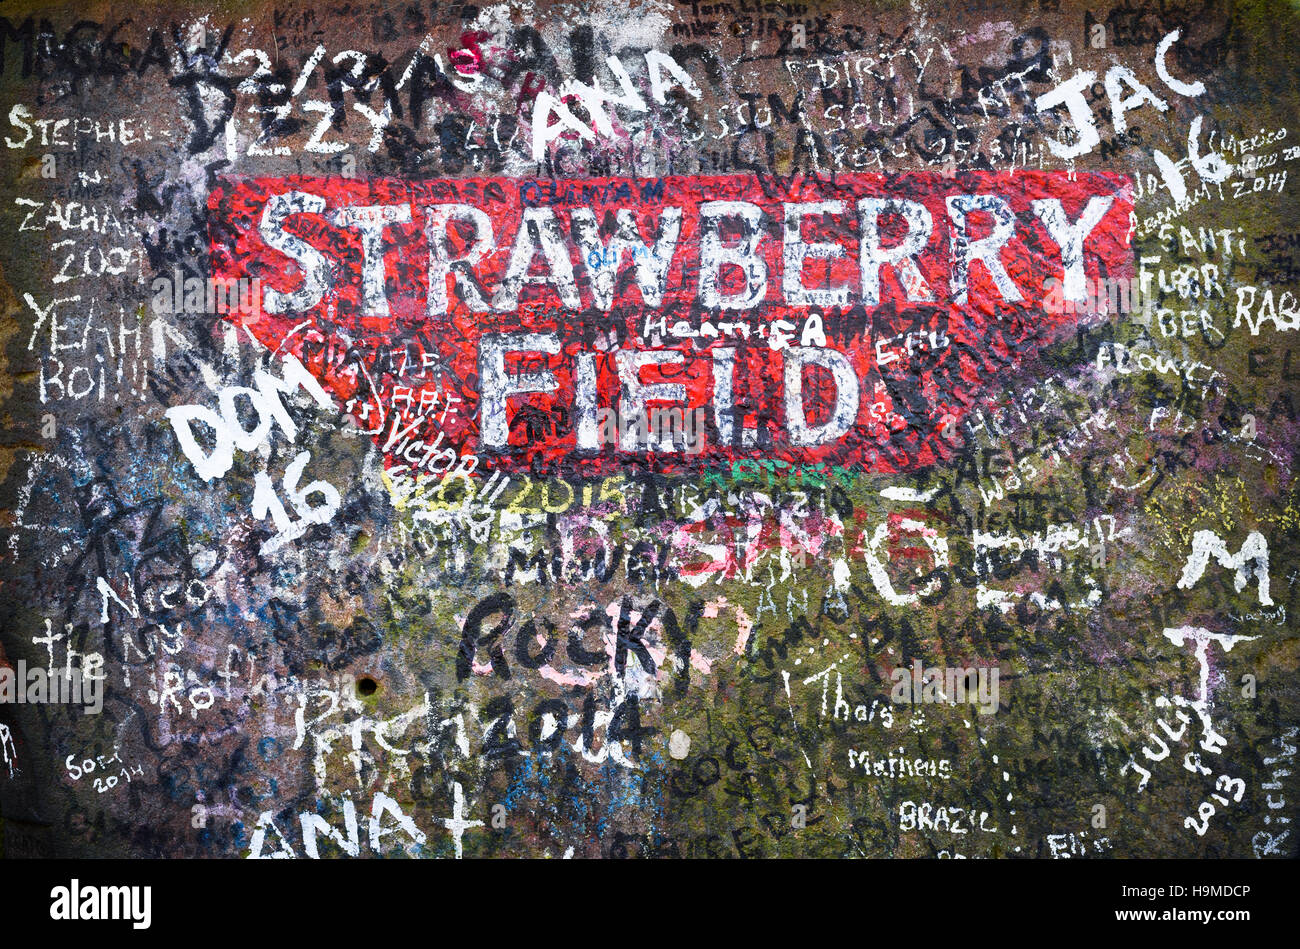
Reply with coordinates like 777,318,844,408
0,0,1296,862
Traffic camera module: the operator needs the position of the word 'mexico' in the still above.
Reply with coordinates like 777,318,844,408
209,173,1134,474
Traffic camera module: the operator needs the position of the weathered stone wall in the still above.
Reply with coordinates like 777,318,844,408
0,0,1296,859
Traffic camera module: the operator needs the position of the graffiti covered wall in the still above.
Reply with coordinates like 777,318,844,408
0,0,1297,859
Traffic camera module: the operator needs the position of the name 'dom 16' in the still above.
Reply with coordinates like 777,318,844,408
207,172,1135,475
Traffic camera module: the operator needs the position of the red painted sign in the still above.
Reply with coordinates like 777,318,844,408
208,172,1134,476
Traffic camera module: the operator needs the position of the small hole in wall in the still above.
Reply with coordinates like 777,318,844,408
356,676,379,697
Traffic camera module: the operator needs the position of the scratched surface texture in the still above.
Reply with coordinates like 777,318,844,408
0,0,1297,859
